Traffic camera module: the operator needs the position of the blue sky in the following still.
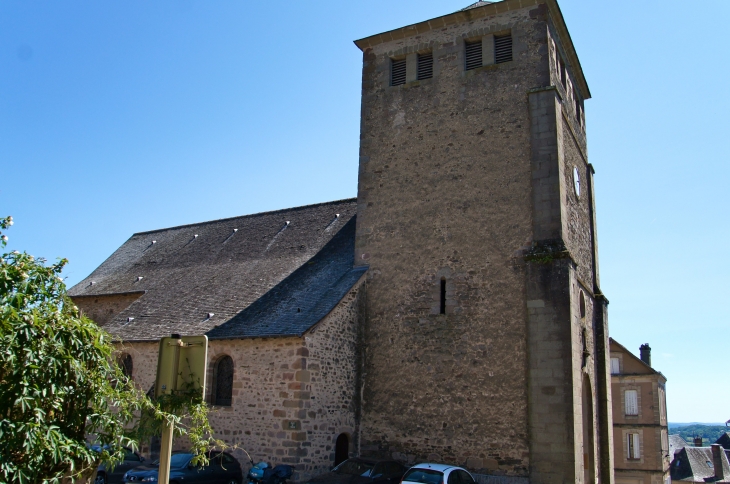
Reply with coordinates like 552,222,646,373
2,0,728,423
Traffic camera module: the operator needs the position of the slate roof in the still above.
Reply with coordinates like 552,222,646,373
69,199,364,341
717,433,730,450
672,447,730,483
671,434,689,456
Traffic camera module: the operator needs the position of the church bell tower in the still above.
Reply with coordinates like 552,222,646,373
353,2,613,484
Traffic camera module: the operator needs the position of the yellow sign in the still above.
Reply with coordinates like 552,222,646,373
155,335,208,398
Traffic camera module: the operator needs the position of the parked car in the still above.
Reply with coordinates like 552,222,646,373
92,446,145,484
306,458,406,484
401,463,476,484
122,451,242,484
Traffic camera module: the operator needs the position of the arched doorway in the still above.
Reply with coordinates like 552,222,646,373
334,433,349,466
582,376,596,484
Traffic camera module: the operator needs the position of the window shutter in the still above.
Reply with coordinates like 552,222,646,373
625,390,638,415
626,434,633,459
391,58,406,86
633,433,641,459
610,358,620,374
659,388,666,421
494,34,513,63
417,53,433,80
465,41,482,70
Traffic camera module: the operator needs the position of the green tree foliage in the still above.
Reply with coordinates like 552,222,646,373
0,217,220,484
669,424,729,445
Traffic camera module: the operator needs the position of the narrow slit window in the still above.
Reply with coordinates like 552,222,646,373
391,58,406,86
440,279,446,315
417,53,433,80
465,40,482,70
494,34,513,63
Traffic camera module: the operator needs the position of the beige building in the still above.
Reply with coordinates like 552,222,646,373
610,340,669,484
70,1,615,484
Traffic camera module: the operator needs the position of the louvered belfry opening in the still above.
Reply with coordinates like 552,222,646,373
391,58,406,86
465,40,482,70
495,34,513,63
417,52,433,80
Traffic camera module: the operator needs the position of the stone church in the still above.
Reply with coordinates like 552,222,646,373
69,1,615,483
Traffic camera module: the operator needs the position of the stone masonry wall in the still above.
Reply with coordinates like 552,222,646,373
73,293,143,326
112,279,364,482
355,5,553,478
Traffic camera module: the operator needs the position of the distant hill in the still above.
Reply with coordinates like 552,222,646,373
670,422,726,427
668,424,729,445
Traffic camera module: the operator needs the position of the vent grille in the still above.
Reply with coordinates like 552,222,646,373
391,58,406,86
417,53,433,80
495,34,512,64
465,41,482,70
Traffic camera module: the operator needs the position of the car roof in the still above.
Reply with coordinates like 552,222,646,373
408,463,459,472
345,458,399,465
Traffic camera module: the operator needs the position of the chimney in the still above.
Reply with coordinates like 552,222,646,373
640,343,652,367
712,444,725,480
694,436,703,447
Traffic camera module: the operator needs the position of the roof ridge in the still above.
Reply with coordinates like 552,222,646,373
132,198,357,236
461,1,496,11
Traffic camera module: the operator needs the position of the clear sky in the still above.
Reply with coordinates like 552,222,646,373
2,0,728,423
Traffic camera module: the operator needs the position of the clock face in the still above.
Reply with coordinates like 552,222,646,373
573,166,581,198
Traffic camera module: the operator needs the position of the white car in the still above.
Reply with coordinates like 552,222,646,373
401,464,476,484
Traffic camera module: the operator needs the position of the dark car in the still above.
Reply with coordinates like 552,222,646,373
306,458,406,484
122,451,242,484
93,446,145,484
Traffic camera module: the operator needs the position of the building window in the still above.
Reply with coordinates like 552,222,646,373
558,57,566,87
465,40,482,70
417,53,433,80
119,354,133,380
440,279,446,315
610,358,620,375
625,389,638,416
581,329,589,368
494,34,512,63
579,291,586,318
627,433,641,460
213,355,234,406
391,58,406,86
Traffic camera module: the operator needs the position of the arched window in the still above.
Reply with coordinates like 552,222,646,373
213,355,234,406
119,354,133,380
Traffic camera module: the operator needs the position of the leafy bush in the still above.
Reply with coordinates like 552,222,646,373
0,216,219,484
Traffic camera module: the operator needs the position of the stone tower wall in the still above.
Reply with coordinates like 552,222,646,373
355,4,550,477
355,2,612,484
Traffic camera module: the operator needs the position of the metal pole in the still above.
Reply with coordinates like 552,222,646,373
159,337,181,484
158,418,174,484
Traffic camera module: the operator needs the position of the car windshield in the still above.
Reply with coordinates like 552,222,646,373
334,460,374,477
402,469,444,484
152,454,192,469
